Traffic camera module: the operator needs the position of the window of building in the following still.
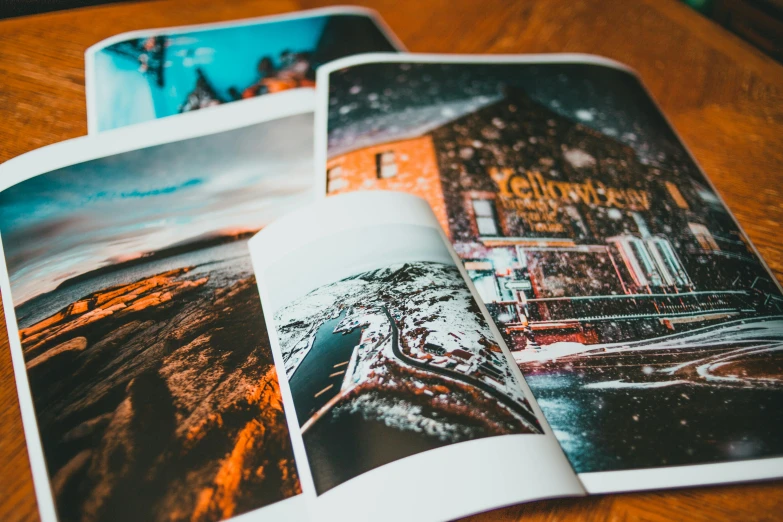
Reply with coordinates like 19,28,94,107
665,181,689,209
326,165,346,192
566,206,589,238
646,237,690,287
608,235,664,288
471,199,500,236
327,165,343,181
375,151,398,179
692,180,721,207
689,222,720,251
467,266,501,303
631,212,651,238
628,237,663,287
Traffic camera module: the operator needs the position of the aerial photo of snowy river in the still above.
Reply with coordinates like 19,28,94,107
274,259,543,494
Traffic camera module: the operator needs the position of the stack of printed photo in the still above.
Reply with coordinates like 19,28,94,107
1,6,781,522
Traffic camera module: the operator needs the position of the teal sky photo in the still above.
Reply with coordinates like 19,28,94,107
92,12,400,131
0,113,313,306
94,16,325,131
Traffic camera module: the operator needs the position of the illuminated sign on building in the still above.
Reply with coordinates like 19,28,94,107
490,167,652,210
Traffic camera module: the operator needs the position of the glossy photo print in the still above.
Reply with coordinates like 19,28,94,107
321,56,783,477
0,105,314,522
86,7,401,132
259,220,542,495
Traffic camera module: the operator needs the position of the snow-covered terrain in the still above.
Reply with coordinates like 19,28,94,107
274,261,541,433
273,278,365,377
516,315,783,389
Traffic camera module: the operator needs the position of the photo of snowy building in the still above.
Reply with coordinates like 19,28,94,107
327,84,783,350
324,59,783,474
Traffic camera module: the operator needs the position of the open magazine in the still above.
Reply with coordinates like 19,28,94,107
311,54,783,490
0,92,319,522
309,52,783,492
0,23,780,522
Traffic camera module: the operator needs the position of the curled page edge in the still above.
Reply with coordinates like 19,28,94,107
249,190,586,522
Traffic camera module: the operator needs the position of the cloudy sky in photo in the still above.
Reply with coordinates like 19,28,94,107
0,112,313,304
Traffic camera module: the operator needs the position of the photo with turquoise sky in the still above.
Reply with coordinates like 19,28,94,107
92,11,399,131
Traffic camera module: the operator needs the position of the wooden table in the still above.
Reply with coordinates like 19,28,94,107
0,0,781,520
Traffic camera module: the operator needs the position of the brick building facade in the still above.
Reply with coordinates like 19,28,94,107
327,87,783,349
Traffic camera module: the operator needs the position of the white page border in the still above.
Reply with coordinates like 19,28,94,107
0,89,316,522
580,456,783,494
85,5,406,134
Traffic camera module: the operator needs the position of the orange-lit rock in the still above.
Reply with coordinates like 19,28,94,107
26,336,87,370
22,269,300,522
20,269,208,357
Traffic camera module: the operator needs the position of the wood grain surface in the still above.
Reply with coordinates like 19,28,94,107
0,0,781,520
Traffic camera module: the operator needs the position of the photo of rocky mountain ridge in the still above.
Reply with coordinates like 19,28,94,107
274,258,542,494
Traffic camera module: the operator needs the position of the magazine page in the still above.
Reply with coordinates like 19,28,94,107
248,191,585,522
85,5,404,133
314,53,783,493
0,90,318,522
